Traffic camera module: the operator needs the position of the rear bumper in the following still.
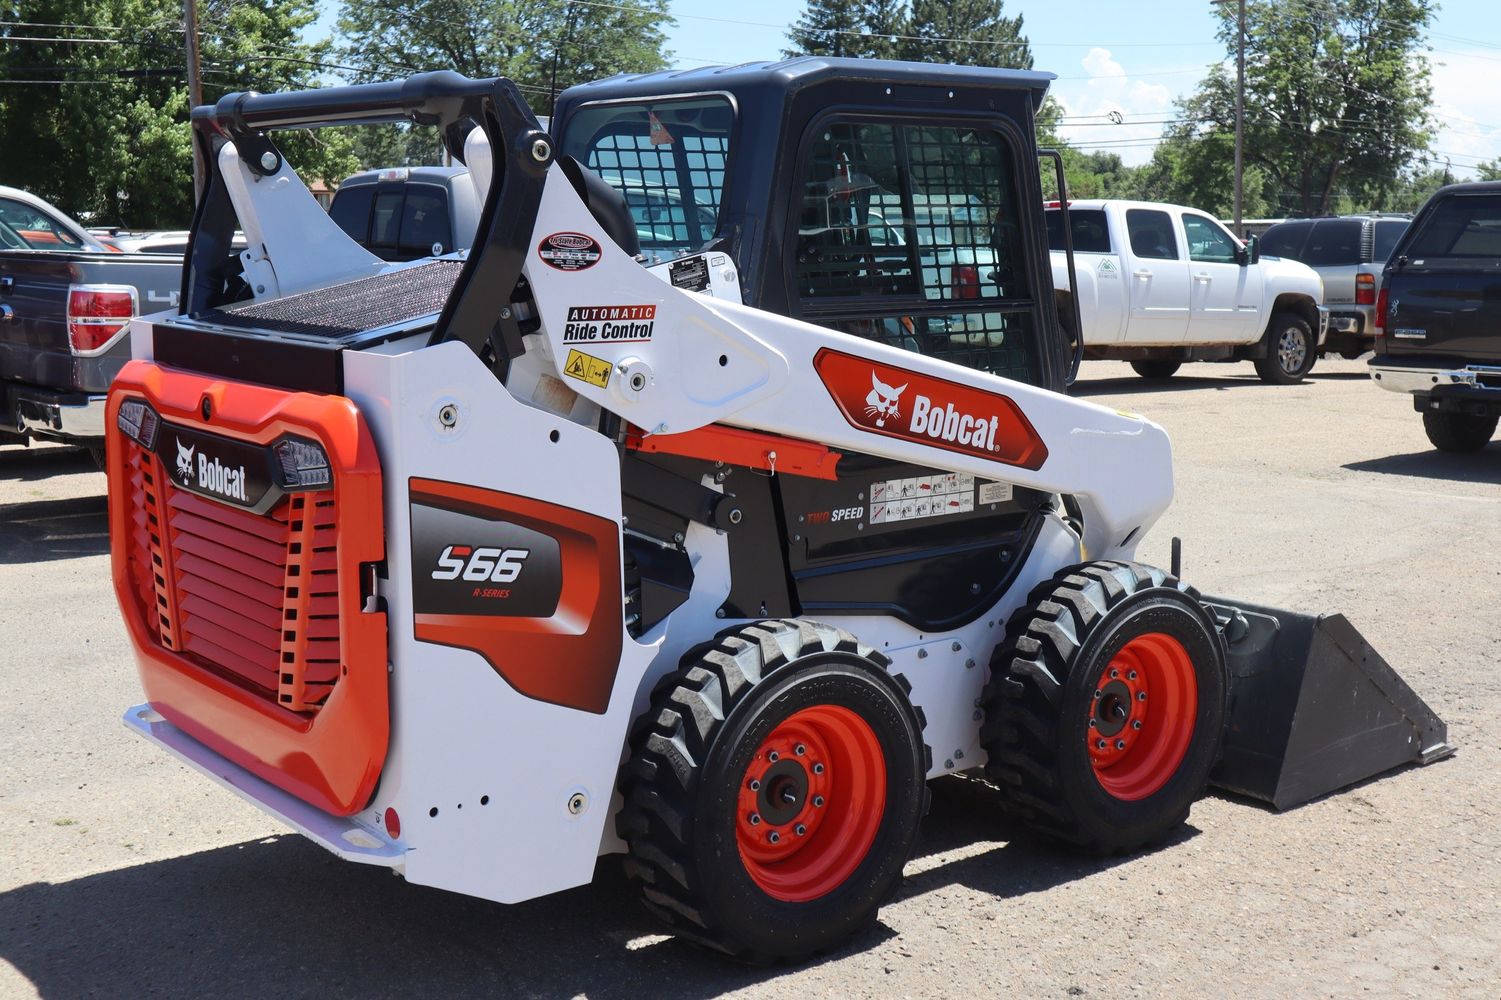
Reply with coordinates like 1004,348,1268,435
123,703,403,867
7,385,108,441
1370,361,1501,395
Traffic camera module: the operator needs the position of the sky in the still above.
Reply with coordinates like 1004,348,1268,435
316,0,1501,175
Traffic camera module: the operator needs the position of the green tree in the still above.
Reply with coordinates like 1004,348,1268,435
901,0,1030,69
1476,158,1501,183
335,0,672,118
785,0,1029,68
0,0,355,228
1184,0,1436,216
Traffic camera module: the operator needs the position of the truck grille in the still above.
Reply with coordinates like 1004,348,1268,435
122,439,343,714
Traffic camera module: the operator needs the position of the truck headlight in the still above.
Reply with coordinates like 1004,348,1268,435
116,398,160,450
272,435,332,490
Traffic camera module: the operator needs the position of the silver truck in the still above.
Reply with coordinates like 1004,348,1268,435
1257,214,1410,359
0,186,182,463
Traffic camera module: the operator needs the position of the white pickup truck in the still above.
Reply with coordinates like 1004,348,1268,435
1048,200,1327,383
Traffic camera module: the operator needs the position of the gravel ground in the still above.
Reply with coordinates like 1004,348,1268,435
1,357,1497,999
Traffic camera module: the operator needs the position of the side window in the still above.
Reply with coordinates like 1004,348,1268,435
1125,209,1179,260
328,185,374,245
791,117,1040,384
1373,220,1408,261
1259,222,1311,261
370,190,403,251
1045,209,1111,253
0,197,84,249
562,96,733,264
1182,214,1239,263
398,185,451,255
1302,220,1363,266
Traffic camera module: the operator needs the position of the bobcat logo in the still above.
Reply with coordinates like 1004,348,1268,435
864,371,907,428
175,440,196,483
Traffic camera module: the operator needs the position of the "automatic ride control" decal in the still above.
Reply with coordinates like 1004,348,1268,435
814,348,1048,470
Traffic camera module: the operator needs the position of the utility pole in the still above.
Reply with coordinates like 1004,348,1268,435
1234,0,1245,234
185,0,205,201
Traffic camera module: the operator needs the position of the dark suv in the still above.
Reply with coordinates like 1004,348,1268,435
1368,183,1501,452
1259,214,1410,358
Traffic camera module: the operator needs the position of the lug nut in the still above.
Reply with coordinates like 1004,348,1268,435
1132,720,1143,730
1138,691,1147,701
1097,739,1107,750
812,763,825,774
748,779,761,791
1094,689,1103,699
1128,670,1138,681
767,751,780,762
813,795,825,808
768,831,781,844
1115,739,1126,750
749,813,761,825
1110,668,1119,679
1088,719,1097,729
795,824,807,836
794,744,806,756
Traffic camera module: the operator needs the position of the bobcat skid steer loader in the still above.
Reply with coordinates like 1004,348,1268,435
106,65,1450,962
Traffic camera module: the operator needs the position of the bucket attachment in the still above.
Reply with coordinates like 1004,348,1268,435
1201,597,1455,811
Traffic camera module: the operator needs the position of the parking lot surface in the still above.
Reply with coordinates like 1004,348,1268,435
1,358,1497,999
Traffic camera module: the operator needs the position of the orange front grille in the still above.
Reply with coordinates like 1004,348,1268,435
121,440,344,715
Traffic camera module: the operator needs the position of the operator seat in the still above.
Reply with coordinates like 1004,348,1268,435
557,156,642,259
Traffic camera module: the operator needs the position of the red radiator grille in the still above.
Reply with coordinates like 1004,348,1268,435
121,439,344,714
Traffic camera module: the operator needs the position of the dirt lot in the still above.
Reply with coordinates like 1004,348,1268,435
1,357,1497,999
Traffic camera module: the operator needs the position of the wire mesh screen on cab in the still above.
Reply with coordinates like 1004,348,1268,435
563,96,732,265
795,120,1039,385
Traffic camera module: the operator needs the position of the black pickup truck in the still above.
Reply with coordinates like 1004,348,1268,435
1369,182,1501,452
0,186,182,462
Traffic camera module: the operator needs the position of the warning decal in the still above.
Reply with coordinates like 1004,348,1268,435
563,349,612,388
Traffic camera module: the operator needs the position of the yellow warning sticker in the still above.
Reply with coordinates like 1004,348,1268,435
563,348,612,389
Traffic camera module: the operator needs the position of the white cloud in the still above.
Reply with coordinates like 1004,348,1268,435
1425,50,1501,176
1050,47,1189,167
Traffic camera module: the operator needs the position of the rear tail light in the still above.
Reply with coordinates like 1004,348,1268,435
1375,285,1388,332
116,398,160,450
952,265,981,301
67,284,137,354
272,435,333,490
1356,273,1376,305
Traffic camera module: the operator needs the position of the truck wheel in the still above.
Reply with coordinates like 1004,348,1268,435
1254,312,1316,384
618,619,929,962
1130,360,1181,380
979,562,1227,855
1422,410,1498,452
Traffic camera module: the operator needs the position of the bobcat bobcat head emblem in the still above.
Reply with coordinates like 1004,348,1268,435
175,439,196,482
864,371,907,427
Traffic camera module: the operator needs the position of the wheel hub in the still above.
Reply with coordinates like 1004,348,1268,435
735,704,886,902
1278,327,1307,372
1086,632,1198,801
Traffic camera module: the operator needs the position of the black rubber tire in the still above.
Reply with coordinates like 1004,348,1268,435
618,619,929,963
979,562,1228,855
1422,409,1498,453
1130,360,1181,380
1254,312,1317,384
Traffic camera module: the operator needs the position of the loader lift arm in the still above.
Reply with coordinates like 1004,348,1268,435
183,71,550,378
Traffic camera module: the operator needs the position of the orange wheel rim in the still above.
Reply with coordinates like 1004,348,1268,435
1085,632,1198,801
735,704,886,903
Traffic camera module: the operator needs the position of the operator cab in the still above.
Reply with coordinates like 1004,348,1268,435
552,57,1067,392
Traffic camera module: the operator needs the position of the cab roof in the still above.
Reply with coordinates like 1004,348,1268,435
556,56,1055,113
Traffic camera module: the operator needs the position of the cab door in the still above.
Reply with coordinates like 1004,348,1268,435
1182,212,1261,343
1123,207,1190,343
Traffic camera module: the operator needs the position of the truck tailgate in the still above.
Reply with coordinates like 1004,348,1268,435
1385,266,1501,362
